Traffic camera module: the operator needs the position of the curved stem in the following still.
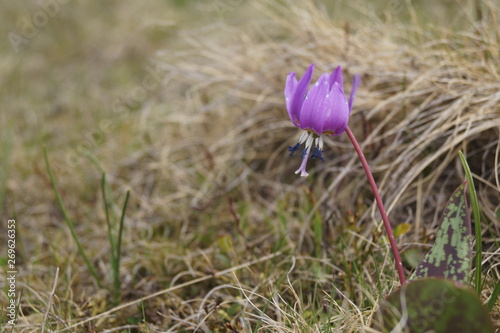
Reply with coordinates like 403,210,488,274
345,127,406,285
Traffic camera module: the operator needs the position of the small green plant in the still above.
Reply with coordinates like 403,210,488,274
43,146,102,288
102,173,130,305
44,147,130,304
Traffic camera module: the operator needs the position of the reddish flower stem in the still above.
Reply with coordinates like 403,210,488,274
345,127,406,285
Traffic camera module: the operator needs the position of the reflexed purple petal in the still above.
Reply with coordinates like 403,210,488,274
285,72,298,125
288,63,314,126
322,83,349,135
348,74,361,113
329,66,343,91
295,146,311,177
299,73,330,134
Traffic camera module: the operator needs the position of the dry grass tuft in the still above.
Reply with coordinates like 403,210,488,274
1,0,499,331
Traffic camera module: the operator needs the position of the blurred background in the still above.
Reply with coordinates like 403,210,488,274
1,0,499,331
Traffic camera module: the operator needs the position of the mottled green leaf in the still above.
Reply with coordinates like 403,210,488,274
410,182,472,283
372,278,494,333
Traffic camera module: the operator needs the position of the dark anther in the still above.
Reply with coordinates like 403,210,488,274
288,143,300,156
311,147,325,161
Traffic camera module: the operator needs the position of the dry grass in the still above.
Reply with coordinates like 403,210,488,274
1,0,499,332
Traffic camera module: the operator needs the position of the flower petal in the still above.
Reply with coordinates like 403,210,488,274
328,65,344,91
285,72,298,125
348,74,361,113
299,73,331,135
295,145,311,177
322,82,349,135
287,63,314,126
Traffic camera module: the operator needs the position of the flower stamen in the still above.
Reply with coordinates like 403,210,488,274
311,147,324,161
290,131,327,177
288,143,300,156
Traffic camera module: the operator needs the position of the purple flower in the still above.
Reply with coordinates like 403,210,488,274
285,63,360,177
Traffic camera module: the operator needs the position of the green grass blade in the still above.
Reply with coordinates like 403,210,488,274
116,190,130,269
101,172,130,305
87,150,118,223
101,173,116,261
487,280,500,311
43,146,102,288
458,150,482,294
114,189,130,304
101,173,118,304
80,146,105,174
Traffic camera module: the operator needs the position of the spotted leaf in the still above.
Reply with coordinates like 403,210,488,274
410,181,472,283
